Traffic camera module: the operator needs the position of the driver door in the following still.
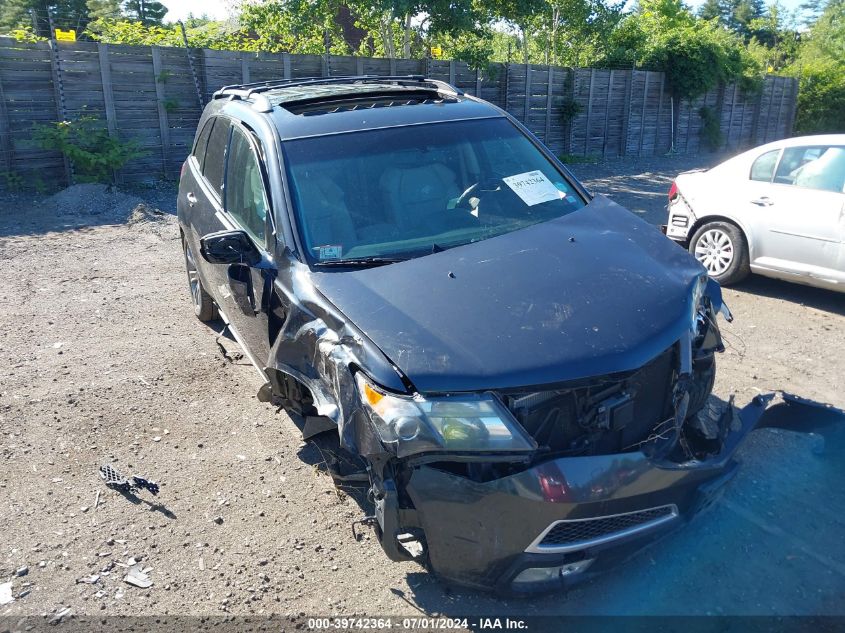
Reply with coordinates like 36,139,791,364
215,124,276,364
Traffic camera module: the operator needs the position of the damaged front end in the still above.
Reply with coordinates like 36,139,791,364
341,292,842,594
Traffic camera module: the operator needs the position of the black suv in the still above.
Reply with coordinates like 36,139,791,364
177,76,817,594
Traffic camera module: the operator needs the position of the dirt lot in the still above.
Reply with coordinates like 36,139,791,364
1,156,844,624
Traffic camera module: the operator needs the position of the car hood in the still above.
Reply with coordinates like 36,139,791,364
311,195,707,393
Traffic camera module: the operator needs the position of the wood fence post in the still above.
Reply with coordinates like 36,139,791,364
524,63,532,124
389,58,396,75
449,60,456,85
584,67,595,156
98,43,121,184
240,52,250,83
638,71,649,156
544,66,554,144
655,73,665,154
0,73,11,174
151,46,171,179
620,69,633,156
282,53,291,79
602,69,613,157
727,83,738,148
356,57,364,75
48,40,72,185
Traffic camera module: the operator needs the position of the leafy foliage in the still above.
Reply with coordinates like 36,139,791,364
787,0,845,133
698,105,723,150
33,115,145,183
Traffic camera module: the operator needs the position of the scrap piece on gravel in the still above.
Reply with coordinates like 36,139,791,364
123,564,152,589
50,607,72,624
77,574,100,585
99,464,159,496
0,582,13,605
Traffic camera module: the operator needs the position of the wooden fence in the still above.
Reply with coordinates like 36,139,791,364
0,36,798,188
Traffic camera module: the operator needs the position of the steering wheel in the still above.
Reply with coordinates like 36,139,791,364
452,177,506,212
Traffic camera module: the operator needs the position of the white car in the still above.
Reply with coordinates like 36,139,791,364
665,134,845,292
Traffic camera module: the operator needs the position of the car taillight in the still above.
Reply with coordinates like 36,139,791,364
668,181,678,201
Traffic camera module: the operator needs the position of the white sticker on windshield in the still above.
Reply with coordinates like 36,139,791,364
502,170,562,207
318,245,342,260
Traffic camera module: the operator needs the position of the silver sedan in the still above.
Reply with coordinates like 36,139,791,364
664,134,845,292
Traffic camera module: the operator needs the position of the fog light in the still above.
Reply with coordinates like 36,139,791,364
511,559,594,588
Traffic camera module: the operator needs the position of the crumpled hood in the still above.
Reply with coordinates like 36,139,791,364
311,196,707,393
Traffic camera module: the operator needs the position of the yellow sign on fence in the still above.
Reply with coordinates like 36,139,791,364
54,29,76,42
430,46,443,59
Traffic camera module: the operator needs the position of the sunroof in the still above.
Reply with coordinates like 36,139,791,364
288,94,458,116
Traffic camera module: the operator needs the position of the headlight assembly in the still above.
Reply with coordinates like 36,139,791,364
355,373,537,457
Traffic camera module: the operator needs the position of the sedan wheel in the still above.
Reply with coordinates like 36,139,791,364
695,228,734,276
689,221,750,286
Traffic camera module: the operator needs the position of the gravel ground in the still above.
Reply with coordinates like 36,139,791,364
1,156,843,624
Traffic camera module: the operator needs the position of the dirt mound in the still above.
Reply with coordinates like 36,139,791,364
127,202,178,239
42,183,144,218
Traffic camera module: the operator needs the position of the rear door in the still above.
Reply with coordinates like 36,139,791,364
752,146,845,281
184,115,233,301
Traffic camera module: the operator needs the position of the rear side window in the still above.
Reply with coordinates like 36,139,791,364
192,119,214,169
750,149,779,182
225,126,269,242
202,117,231,198
774,146,845,192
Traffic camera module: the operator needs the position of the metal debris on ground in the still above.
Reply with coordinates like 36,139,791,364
50,607,72,624
123,564,152,589
99,464,159,496
0,582,13,605
15,566,28,577
76,574,100,585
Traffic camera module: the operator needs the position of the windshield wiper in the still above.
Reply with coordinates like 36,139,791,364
313,256,405,268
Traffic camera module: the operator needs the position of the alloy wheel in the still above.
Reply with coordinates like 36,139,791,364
184,241,202,310
694,228,734,276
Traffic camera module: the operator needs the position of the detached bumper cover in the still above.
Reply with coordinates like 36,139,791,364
403,393,844,592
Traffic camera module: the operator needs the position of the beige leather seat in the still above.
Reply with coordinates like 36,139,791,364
379,164,460,235
294,173,358,251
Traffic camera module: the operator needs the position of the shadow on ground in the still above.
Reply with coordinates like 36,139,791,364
730,275,845,317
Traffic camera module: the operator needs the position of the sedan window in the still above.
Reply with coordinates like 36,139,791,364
750,149,779,182
776,146,845,193
225,126,268,243
283,118,586,264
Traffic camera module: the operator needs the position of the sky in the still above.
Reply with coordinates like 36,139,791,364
160,0,232,22
160,0,810,24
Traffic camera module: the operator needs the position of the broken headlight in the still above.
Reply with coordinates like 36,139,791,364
355,373,537,457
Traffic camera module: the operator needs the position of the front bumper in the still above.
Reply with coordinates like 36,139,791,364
393,393,843,594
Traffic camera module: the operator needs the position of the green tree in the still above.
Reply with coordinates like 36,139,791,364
0,0,91,37
86,0,121,19
122,0,167,25
788,0,845,132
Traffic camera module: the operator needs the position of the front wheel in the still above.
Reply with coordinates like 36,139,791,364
689,221,750,286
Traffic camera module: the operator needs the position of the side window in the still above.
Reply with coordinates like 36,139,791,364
191,118,214,169
790,147,845,193
750,149,779,182
202,117,231,199
225,126,269,243
774,146,828,186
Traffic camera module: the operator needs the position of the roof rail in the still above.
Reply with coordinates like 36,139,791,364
212,75,464,112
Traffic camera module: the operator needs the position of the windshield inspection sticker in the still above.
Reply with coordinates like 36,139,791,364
503,170,562,206
318,245,343,260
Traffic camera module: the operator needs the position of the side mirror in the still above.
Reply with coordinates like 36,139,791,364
199,229,261,266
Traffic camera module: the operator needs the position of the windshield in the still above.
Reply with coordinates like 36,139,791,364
283,117,587,264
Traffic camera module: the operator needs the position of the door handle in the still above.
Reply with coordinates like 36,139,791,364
186,192,197,207
751,196,773,207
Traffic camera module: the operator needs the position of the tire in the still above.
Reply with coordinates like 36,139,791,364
182,235,218,322
689,221,750,286
687,354,716,419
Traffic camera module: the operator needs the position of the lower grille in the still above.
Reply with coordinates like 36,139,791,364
526,504,678,553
